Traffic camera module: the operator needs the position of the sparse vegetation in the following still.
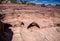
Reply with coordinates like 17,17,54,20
20,0,28,4
0,0,2,4
10,0,17,3
29,3,36,5
41,4,46,7
56,4,60,6
48,4,52,6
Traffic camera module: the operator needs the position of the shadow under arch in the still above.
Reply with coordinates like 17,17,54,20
0,14,5,20
0,21,13,41
27,22,40,29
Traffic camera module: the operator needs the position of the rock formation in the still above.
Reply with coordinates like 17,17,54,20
0,4,60,41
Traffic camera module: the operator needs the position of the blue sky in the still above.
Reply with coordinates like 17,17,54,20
17,0,60,5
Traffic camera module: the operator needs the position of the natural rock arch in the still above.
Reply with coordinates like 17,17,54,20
27,22,40,29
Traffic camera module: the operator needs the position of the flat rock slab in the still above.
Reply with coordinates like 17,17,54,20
12,27,60,41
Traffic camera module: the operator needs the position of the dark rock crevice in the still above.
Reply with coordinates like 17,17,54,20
0,21,13,41
27,22,40,29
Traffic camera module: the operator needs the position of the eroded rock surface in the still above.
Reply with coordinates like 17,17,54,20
0,4,60,41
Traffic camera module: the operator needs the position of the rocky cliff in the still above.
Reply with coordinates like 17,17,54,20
0,4,60,41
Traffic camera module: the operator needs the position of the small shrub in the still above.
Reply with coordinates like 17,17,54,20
30,3,36,5
20,0,27,4
41,4,46,7
56,4,60,6
0,0,2,4
10,0,17,3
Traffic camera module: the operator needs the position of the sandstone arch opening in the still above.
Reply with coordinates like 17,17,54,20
27,22,40,29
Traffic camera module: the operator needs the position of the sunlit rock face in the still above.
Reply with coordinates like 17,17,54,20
0,4,60,41
1,13,60,41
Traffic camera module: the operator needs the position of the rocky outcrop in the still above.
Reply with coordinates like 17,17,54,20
0,4,60,41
